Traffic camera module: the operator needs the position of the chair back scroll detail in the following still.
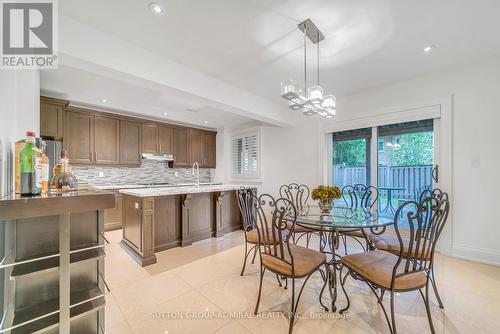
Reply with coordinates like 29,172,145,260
237,187,256,232
252,193,298,275
279,183,310,215
391,191,450,289
342,184,379,210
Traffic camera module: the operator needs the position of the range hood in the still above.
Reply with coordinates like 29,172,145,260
141,153,174,162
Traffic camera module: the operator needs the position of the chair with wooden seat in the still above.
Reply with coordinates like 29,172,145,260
369,188,449,309
340,193,450,334
237,187,261,276
280,183,316,248
337,184,379,253
252,193,327,334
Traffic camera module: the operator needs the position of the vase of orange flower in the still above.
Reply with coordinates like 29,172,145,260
311,185,341,214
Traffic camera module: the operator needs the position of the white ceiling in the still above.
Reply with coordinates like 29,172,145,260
61,0,500,103
40,65,255,129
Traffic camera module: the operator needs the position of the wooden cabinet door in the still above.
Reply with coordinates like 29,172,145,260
120,120,141,165
40,103,64,139
158,126,173,154
94,116,120,164
202,132,217,168
173,128,189,167
104,192,123,231
188,129,203,165
142,124,158,153
65,111,93,164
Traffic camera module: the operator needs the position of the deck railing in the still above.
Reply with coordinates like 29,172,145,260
333,164,433,199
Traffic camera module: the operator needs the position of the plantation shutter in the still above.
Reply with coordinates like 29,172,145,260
231,133,258,177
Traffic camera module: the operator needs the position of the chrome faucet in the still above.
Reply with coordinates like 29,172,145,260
192,162,200,188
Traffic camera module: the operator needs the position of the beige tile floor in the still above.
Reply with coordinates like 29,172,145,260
104,230,500,334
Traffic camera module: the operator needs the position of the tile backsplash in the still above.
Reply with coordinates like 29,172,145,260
72,160,212,186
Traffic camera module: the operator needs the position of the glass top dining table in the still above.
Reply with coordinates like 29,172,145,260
292,205,394,313
294,205,394,231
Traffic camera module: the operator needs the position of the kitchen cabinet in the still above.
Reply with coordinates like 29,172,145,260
142,124,173,154
158,126,173,153
94,115,120,165
65,109,122,166
188,129,216,168
40,97,67,139
120,120,142,165
202,132,217,168
188,129,203,165
65,110,94,164
173,128,189,167
142,124,158,153
104,190,123,231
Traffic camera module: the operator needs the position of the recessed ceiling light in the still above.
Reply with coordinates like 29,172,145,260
163,112,168,116
101,98,107,103
423,45,435,53
204,121,208,125
149,2,164,14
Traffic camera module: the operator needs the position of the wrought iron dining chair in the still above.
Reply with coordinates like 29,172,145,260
253,193,326,334
338,184,379,253
280,183,316,248
369,188,449,309
236,187,260,276
340,193,450,334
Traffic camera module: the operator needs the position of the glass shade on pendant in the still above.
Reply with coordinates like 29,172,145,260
322,94,336,109
307,85,323,102
281,80,299,100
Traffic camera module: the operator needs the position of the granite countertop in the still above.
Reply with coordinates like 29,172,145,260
119,184,254,197
0,187,115,220
91,182,220,190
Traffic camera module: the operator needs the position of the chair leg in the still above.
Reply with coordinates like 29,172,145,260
288,278,296,334
254,266,265,315
343,235,348,255
306,233,311,248
240,242,249,276
430,266,444,309
339,267,351,314
390,291,397,334
251,245,258,264
421,282,436,334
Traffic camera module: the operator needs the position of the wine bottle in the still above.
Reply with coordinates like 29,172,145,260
20,131,38,196
35,138,50,194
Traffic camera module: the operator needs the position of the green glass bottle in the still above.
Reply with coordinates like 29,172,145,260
20,131,39,196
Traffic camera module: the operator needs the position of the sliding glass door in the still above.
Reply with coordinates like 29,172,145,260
332,128,371,204
377,119,435,217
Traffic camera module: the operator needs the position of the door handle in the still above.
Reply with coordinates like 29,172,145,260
432,165,439,183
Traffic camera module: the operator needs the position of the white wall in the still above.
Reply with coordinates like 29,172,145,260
0,70,40,196
232,56,500,265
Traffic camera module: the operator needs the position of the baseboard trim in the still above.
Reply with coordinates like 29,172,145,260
452,243,500,267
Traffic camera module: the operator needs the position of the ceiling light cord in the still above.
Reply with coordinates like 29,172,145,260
304,29,307,93
317,30,320,85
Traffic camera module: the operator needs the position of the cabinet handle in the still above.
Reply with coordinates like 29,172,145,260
159,144,162,152
95,152,98,161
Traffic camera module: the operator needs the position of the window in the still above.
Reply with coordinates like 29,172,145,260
231,129,260,179
378,140,384,151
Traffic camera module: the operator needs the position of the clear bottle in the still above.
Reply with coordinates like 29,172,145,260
50,157,78,192
20,131,39,196
53,149,68,177
35,139,50,194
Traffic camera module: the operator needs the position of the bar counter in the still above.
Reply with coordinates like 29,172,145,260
0,188,115,334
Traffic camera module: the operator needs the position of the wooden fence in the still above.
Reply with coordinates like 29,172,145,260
333,164,433,199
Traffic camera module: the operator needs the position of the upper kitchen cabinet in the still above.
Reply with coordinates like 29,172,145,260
40,96,68,139
142,124,158,153
120,120,142,165
188,129,216,168
158,126,173,154
173,128,189,167
202,132,217,168
94,116,120,165
142,124,173,154
64,110,94,164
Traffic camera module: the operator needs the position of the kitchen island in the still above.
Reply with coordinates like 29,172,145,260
119,184,253,266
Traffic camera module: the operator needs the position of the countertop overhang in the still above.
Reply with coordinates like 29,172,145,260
119,184,254,197
0,188,115,220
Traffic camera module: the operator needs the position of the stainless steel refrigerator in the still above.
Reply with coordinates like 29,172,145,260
44,140,63,182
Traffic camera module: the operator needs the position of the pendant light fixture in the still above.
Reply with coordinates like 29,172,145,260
281,19,336,119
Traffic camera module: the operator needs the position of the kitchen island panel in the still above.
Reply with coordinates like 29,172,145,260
154,195,182,252
181,192,214,247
